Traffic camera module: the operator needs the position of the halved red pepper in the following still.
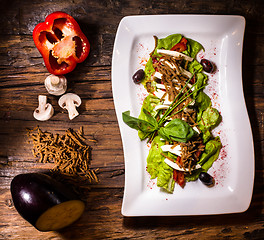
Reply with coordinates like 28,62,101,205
33,12,90,75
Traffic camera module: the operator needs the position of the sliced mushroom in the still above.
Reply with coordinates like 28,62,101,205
58,93,81,120
33,95,54,121
44,74,67,96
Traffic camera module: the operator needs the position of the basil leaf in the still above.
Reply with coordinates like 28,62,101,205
122,111,157,134
142,108,158,129
186,38,205,58
158,118,195,142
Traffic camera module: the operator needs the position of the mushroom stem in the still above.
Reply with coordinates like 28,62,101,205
33,95,54,121
50,77,60,86
38,95,48,111
58,93,82,120
66,100,79,120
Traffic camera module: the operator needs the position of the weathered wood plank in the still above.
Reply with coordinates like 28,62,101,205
0,0,263,239
0,0,263,35
0,32,264,73
0,184,263,240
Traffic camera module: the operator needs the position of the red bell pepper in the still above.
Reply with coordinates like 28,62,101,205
172,156,185,188
33,12,90,75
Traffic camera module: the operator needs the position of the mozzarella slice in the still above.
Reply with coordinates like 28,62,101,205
161,144,182,156
153,89,166,99
154,105,170,111
164,158,201,172
154,72,162,79
164,158,185,171
153,89,172,105
156,83,166,90
157,49,193,62
178,66,193,79
192,126,200,134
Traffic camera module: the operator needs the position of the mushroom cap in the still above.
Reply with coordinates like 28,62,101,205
44,74,67,96
58,93,82,109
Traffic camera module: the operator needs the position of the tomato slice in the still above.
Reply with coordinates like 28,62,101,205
173,156,185,188
170,37,187,52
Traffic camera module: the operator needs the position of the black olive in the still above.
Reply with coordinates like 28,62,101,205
132,69,145,84
200,59,214,73
199,172,214,186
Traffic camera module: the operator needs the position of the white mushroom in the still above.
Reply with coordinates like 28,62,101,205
44,74,67,96
33,95,54,121
58,93,81,120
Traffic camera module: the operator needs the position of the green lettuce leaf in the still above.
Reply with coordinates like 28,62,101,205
198,107,221,131
142,57,156,88
146,136,166,179
157,162,175,193
197,106,221,142
146,136,175,193
195,91,212,121
198,136,222,170
138,94,161,119
187,60,207,98
188,60,204,73
185,169,203,182
186,137,222,182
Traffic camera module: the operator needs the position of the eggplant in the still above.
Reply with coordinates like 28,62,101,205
10,173,85,231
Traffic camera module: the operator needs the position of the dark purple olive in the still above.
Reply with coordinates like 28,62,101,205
200,59,214,73
132,69,145,84
199,172,214,186
11,173,85,231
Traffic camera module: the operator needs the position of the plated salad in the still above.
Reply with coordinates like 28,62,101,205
122,34,222,193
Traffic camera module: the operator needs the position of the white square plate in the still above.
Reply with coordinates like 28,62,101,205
111,15,254,216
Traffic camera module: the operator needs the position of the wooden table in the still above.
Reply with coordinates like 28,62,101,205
0,0,263,239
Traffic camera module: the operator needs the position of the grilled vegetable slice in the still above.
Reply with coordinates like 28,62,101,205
10,173,85,231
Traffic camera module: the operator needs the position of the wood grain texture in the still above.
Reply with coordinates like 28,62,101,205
0,0,263,239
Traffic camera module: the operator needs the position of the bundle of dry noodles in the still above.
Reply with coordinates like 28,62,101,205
27,126,98,183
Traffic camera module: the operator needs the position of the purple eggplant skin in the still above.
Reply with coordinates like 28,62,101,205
10,173,82,229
